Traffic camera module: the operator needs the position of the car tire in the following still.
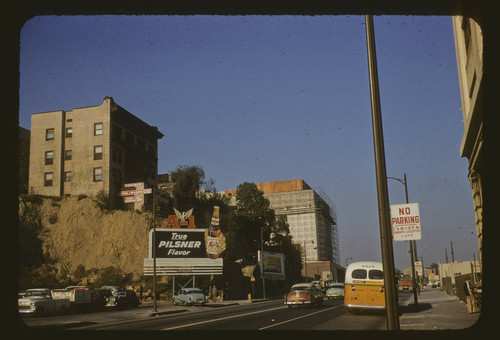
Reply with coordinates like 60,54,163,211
35,307,44,317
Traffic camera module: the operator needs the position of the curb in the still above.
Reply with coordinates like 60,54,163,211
148,309,188,317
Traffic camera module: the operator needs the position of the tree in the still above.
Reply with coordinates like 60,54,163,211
234,182,276,254
171,165,206,210
429,263,439,275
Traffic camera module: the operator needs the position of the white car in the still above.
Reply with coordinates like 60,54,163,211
18,288,70,316
172,288,207,306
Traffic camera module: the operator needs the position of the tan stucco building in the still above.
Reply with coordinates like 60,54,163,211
452,17,483,259
28,97,163,208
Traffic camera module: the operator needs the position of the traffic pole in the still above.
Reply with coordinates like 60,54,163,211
364,14,400,330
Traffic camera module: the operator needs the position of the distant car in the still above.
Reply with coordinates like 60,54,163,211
326,283,345,300
112,290,141,309
311,281,323,292
284,283,323,308
99,285,122,293
98,286,140,308
172,288,207,306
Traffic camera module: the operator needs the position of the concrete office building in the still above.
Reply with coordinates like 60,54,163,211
222,179,340,280
28,96,163,208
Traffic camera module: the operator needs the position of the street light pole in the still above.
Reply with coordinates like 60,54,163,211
365,14,399,330
387,174,418,305
303,240,314,282
260,225,266,299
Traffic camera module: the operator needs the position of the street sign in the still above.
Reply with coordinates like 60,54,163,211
124,182,144,188
124,196,143,203
390,203,422,241
415,261,423,277
120,188,152,196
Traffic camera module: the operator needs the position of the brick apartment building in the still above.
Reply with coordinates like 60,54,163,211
28,96,163,208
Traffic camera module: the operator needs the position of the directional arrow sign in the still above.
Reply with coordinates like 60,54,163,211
124,196,144,203
120,188,152,196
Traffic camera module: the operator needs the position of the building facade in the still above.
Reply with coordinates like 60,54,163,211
222,179,340,278
28,97,163,208
452,17,483,259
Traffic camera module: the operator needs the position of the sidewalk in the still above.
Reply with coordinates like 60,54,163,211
398,288,480,330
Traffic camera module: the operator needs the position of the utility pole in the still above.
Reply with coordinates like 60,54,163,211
387,173,418,306
450,241,455,262
445,248,449,263
365,14,399,330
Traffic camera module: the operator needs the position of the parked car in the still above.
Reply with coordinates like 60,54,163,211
94,288,113,306
98,286,140,309
284,283,323,308
99,285,122,293
325,283,345,300
18,288,70,317
112,290,141,309
172,288,207,306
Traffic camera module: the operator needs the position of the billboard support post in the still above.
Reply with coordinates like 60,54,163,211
152,188,157,313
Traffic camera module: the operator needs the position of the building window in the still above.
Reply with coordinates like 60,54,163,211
112,147,122,164
65,150,72,161
125,130,135,144
94,122,103,136
66,127,73,138
46,128,54,141
94,145,103,160
64,171,72,182
44,172,53,186
93,167,102,182
112,124,122,139
45,151,54,165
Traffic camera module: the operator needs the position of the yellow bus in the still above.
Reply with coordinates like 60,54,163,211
344,261,385,312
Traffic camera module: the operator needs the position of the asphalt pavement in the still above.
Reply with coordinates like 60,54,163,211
138,288,483,331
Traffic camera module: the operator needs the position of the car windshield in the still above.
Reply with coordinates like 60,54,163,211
188,290,202,294
25,290,47,297
291,286,311,292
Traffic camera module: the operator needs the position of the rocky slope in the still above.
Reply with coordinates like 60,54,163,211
22,195,156,281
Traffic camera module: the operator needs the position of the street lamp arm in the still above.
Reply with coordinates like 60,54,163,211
387,176,405,186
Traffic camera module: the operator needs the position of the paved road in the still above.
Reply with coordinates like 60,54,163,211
19,288,481,331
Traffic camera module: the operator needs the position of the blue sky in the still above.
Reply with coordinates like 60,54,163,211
19,15,477,271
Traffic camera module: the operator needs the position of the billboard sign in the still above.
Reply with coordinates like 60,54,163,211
144,228,223,276
390,203,422,241
259,251,285,280
149,229,206,258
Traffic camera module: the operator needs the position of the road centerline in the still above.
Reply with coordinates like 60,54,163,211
259,305,343,330
161,305,287,330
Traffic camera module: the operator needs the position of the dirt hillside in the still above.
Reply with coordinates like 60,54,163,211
32,196,155,280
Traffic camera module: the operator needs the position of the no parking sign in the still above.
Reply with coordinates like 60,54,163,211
390,203,422,241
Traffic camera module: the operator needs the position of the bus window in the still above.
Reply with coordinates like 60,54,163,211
369,269,383,279
352,269,367,279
